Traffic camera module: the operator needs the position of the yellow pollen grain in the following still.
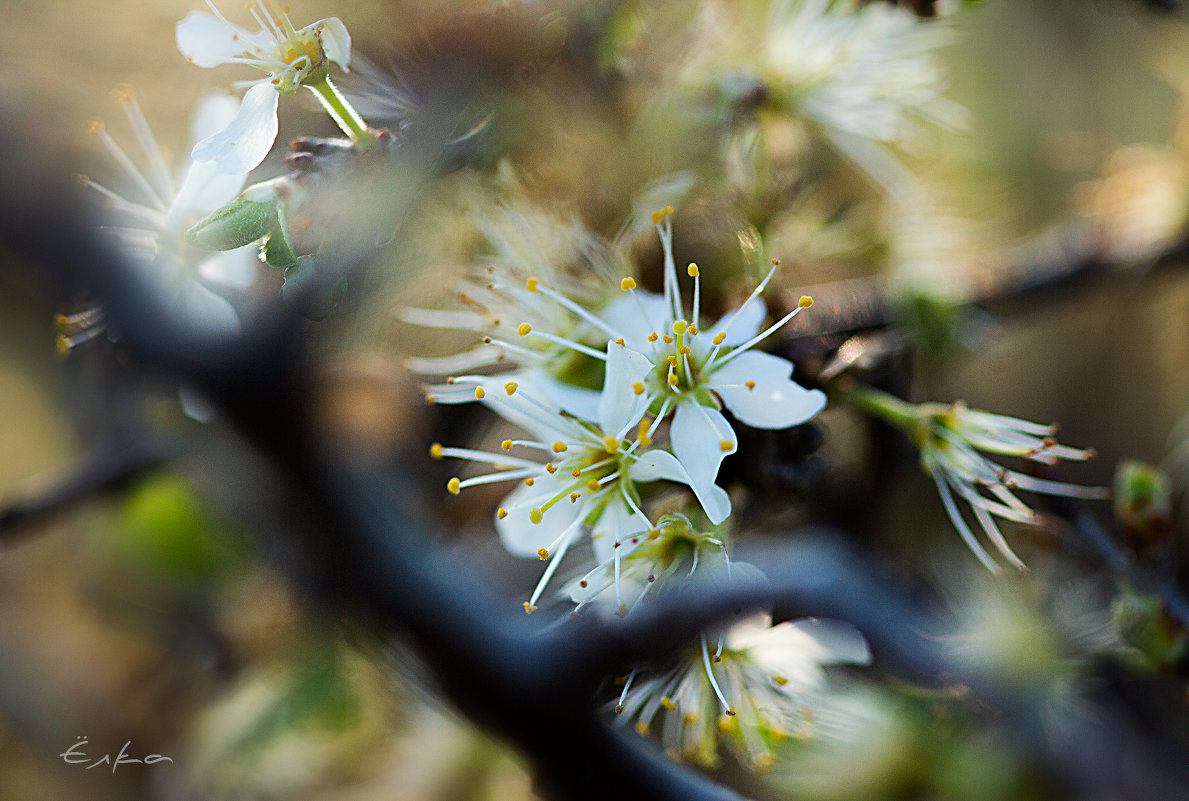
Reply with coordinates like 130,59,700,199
571,468,582,479
621,277,637,291
798,295,814,308
661,696,676,711
552,441,568,453
523,602,538,614
668,373,679,387
720,440,733,452
545,462,558,474
429,443,444,459
603,436,619,453
632,382,645,395
504,381,518,395
501,439,514,451
648,332,659,343
686,263,699,278
537,547,549,560
525,477,535,487
745,380,756,391
672,320,687,335
497,508,508,519
569,492,581,503
773,674,789,686
525,278,539,292
474,387,486,400
713,332,726,345
447,477,461,495
667,355,677,366
530,507,543,524
614,337,625,347
517,323,532,336
688,324,698,336
586,479,601,492
662,334,673,344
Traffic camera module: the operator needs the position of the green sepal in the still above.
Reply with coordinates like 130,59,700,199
186,187,280,252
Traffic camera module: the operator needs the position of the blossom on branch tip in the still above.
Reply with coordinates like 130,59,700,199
176,2,352,172
614,613,870,769
910,401,1110,573
77,88,258,345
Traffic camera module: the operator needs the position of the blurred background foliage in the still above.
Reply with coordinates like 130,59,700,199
3,0,1189,799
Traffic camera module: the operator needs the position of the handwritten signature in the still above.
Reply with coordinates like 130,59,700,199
59,737,174,772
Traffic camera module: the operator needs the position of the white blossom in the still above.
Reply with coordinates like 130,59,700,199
176,2,351,173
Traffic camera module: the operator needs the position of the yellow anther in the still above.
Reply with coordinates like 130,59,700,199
648,528,661,540
525,278,539,292
517,323,532,336
688,324,698,336
429,442,444,459
637,432,652,447
525,477,536,487
530,507,543,524
586,479,602,492
504,381,518,395
679,346,691,356
720,439,733,452
603,436,619,453
713,332,726,345
772,257,780,266
446,377,456,384
632,382,645,395
773,674,789,686
501,439,514,451
753,753,775,773
620,277,637,291
86,119,105,135
474,387,486,400
447,477,461,495
717,715,735,732
111,84,135,102
668,373,679,387
667,355,677,365
74,173,90,187
614,337,625,347
672,320,688,335
552,441,568,453
635,721,650,735
569,492,581,503
571,467,582,478
743,380,756,391
661,696,676,711
686,263,699,278
497,508,509,520
545,462,558,474
798,295,814,308
648,332,659,343
523,601,538,614
662,334,673,344
682,712,699,724
537,547,550,560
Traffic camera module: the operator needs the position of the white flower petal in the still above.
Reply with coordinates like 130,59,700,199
598,342,653,436
311,17,351,70
590,495,651,564
190,91,241,143
704,297,766,347
191,82,279,174
629,447,730,524
669,402,735,525
712,350,826,429
494,477,583,558
598,291,669,348
196,249,258,290
176,11,247,68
